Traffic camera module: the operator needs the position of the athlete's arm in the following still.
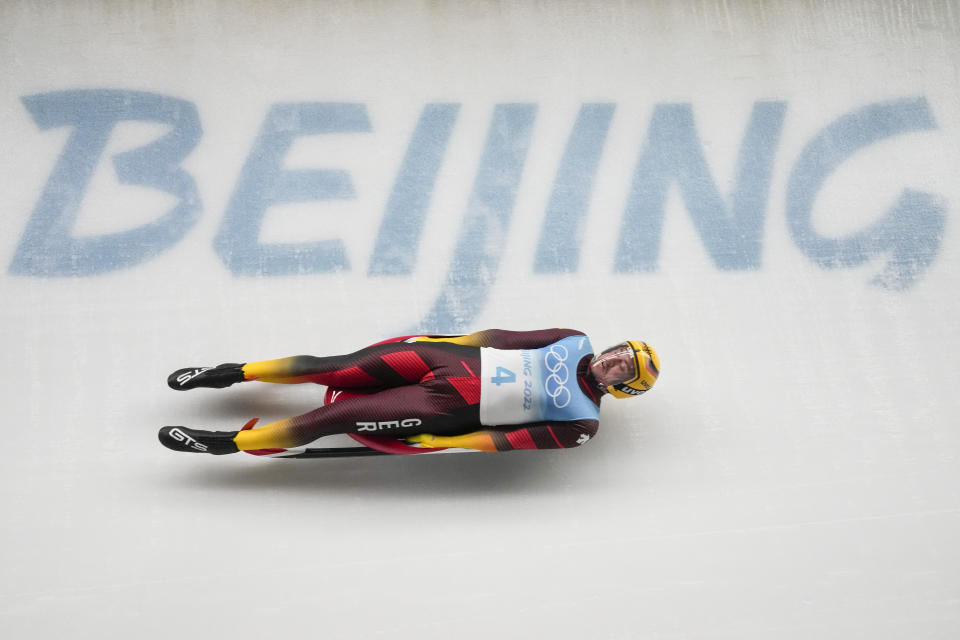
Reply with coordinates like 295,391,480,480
412,328,585,349
407,419,598,452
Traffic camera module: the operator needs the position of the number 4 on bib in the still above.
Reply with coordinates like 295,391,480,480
490,366,516,386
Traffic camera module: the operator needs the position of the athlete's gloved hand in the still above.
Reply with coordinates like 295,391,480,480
406,433,441,448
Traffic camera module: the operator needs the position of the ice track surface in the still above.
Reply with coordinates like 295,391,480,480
1,1,959,638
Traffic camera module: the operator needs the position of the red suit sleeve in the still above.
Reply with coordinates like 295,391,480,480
483,419,599,451
470,328,586,349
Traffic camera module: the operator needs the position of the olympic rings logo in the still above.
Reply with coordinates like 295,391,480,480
544,344,571,408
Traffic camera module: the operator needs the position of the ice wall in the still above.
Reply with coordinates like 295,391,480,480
1,1,958,638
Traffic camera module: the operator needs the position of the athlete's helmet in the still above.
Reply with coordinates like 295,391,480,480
590,341,660,398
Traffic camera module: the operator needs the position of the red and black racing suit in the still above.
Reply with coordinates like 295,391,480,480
234,328,602,452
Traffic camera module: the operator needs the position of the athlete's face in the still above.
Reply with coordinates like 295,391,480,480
590,343,637,388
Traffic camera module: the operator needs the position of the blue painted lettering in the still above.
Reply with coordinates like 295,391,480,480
615,101,787,272
368,104,460,276
9,92,947,328
214,103,370,276
534,103,615,273
415,104,537,333
11,90,202,276
785,97,945,289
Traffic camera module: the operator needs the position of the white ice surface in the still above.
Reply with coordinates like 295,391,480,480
1,2,959,638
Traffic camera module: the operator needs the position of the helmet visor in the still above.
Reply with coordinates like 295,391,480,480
591,343,638,387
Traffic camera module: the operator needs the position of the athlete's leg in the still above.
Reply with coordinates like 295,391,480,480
240,355,381,387
241,340,476,387
170,346,402,391
170,340,479,391
234,381,478,451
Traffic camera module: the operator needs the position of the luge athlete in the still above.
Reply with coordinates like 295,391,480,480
158,328,659,456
